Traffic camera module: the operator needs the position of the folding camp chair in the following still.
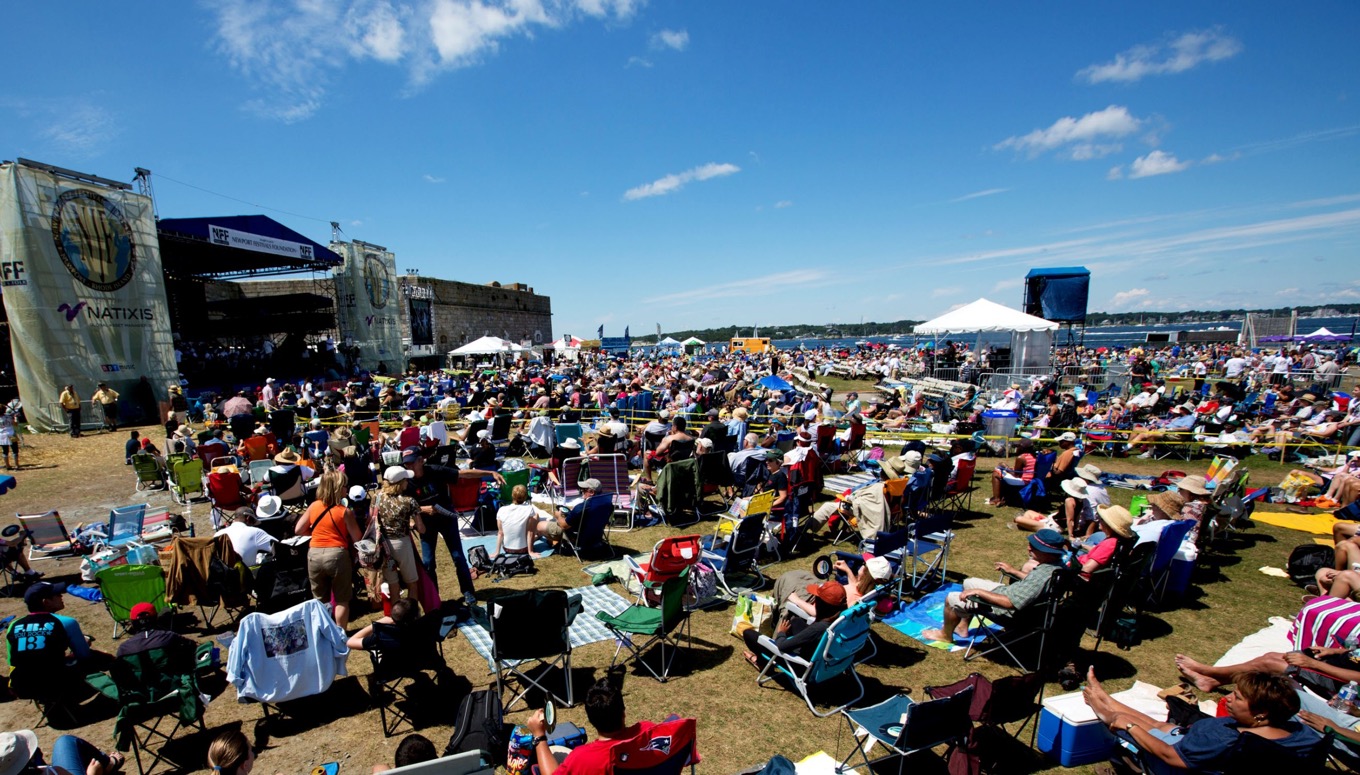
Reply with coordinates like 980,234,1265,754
16,510,76,562
239,435,270,463
837,685,975,775
964,567,1074,672
598,567,691,683
246,459,273,487
96,564,172,639
934,458,978,518
85,645,208,775
563,493,616,561
607,716,700,774
895,513,955,595
490,588,582,710
169,458,204,505
382,752,493,775
589,454,635,530
207,469,250,529
925,672,1044,764
1093,542,1156,652
755,599,875,716
554,423,583,447
446,477,485,534
497,468,531,506
695,452,734,520
366,620,452,737
554,456,587,504
701,513,768,596
106,504,148,550
132,454,165,492
1145,518,1195,608
625,534,703,607
904,467,933,521
881,478,910,530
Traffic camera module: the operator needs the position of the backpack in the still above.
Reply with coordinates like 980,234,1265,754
466,545,493,574
1288,545,1335,586
490,553,535,579
444,689,507,766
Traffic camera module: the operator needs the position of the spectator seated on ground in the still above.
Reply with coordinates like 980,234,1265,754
527,677,657,774
1084,667,1321,771
986,437,1037,507
1313,451,1360,510
921,529,1066,644
207,728,256,775
742,579,848,670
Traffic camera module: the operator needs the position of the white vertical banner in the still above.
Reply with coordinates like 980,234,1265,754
0,163,177,431
331,240,404,373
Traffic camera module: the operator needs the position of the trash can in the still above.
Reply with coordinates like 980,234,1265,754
980,409,1019,453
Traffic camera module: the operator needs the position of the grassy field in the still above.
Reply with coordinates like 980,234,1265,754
0,426,1323,774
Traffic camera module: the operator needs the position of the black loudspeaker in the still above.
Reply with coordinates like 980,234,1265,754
1023,268,1089,323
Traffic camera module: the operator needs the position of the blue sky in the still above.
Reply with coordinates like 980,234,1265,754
4,2,1359,339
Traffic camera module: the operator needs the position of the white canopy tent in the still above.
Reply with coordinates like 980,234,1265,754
658,336,682,345
1303,327,1338,338
681,336,706,345
449,335,523,356
914,298,1059,370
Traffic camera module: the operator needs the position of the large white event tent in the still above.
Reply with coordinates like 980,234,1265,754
449,335,523,356
914,298,1059,370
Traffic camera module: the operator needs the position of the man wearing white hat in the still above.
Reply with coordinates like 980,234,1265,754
879,449,923,480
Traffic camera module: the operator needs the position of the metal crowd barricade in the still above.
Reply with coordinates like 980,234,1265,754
44,400,103,432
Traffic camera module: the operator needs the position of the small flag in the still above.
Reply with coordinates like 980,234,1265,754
598,325,604,339
624,326,630,338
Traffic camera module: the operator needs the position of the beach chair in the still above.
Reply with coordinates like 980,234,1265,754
207,469,250,529
1013,451,1056,508
497,467,531,506
926,671,1045,758
239,436,270,463
933,458,978,518
964,567,1074,673
554,422,583,447
553,456,587,504
755,599,874,716
598,567,691,683
837,685,975,774
164,452,190,472
382,752,492,775
590,454,635,530
84,644,208,775
107,504,148,550
897,513,955,595
608,716,699,774
700,513,768,596
132,454,164,492
96,564,171,639
563,493,616,561
169,458,204,505
490,588,582,710
139,509,181,544
1146,518,1196,608
246,459,273,487
17,510,76,562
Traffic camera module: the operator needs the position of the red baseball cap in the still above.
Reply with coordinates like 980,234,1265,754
130,602,157,620
805,579,847,606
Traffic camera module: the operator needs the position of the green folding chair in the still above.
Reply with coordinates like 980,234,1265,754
169,458,204,505
499,468,531,505
85,644,208,775
132,454,164,492
597,567,691,682
96,564,172,639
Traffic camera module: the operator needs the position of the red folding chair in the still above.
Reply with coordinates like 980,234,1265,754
207,470,250,528
447,477,484,534
627,535,703,606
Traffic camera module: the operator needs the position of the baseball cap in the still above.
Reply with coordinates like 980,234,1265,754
348,485,368,502
130,602,157,621
23,581,66,610
579,477,602,490
805,579,847,606
1056,431,1077,442
1028,529,1066,555
865,556,893,582
401,447,422,462
385,466,414,484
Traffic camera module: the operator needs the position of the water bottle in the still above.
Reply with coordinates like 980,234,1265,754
1330,681,1358,711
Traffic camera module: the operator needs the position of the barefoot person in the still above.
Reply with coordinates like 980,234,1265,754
922,528,1066,643
1083,667,1320,770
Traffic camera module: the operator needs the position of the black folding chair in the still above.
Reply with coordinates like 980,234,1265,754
489,588,582,710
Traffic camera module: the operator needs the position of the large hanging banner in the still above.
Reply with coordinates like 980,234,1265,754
330,240,404,374
0,162,177,431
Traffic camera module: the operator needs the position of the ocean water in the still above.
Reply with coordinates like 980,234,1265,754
763,315,1359,351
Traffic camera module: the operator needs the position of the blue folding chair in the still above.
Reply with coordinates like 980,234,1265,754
754,600,875,716
838,685,975,774
1147,518,1195,606
1017,451,1056,507
563,493,616,562
897,513,955,595
554,423,584,447
904,467,933,520
106,504,148,549
701,513,767,596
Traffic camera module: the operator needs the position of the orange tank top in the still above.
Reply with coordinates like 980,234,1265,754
305,502,350,549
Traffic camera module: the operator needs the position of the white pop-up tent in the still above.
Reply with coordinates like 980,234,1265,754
914,298,1059,370
449,335,523,356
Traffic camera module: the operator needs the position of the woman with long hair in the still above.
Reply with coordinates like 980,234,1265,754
294,468,362,628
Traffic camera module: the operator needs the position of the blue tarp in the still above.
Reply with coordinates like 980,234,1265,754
756,375,794,391
1024,266,1089,323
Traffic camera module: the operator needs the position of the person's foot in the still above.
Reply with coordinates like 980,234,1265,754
463,592,478,607
1305,583,1320,595
920,628,953,643
21,570,42,578
1174,654,1221,692
1082,667,1117,723
743,650,761,669
1137,450,1154,459
105,751,125,775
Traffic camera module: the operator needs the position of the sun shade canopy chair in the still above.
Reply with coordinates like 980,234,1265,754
598,567,691,683
17,510,76,562
755,599,875,717
563,493,617,562
169,458,204,505
366,619,453,737
925,671,1045,768
96,564,172,639
607,716,700,774
85,644,207,775
106,504,149,550
700,512,768,597
964,566,1074,673
837,684,975,775
490,588,583,711
132,454,165,492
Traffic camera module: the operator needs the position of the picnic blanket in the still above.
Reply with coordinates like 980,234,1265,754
457,584,631,670
1215,616,1292,667
879,583,1000,652
823,472,878,497
582,556,646,597
1251,511,1338,536
460,533,555,558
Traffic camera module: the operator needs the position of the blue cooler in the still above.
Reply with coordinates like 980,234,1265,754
1036,692,1116,767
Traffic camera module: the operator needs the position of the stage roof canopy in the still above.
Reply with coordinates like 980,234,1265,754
157,214,342,280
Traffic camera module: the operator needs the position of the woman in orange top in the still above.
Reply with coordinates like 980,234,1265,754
294,468,362,628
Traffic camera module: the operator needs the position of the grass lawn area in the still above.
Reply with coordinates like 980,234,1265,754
0,427,1325,774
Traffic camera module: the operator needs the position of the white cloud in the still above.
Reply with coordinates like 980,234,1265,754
995,106,1143,160
1078,28,1243,84
991,278,1024,293
1275,287,1300,296
774,200,793,209
623,162,740,201
41,103,116,155
931,286,962,298
1106,165,1125,180
651,28,689,51
1109,288,1150,309
950,187,1010,203
349,219,364,227
626,56,653,68
1128,150,1191,179
208,0,639,121
644,269,828,306
423,174,446,183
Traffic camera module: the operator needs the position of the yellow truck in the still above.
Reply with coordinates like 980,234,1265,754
729,337,772,353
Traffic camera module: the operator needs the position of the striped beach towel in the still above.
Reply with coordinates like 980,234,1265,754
1291,596,1360,651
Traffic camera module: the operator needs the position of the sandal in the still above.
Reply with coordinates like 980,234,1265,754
743,651,761,669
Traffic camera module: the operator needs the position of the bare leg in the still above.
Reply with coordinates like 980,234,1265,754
334,602,350,629
1317,567,1340,593
1013,510,1052,532
1083,668,1176,731
1175,653,1290,691
1329,570,1360,600
1333,521,1360,546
